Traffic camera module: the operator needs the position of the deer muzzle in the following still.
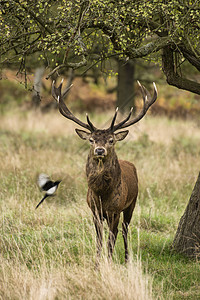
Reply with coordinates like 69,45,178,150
94,147,107,158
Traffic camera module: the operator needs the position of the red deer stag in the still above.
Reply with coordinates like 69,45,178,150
52,80,157,263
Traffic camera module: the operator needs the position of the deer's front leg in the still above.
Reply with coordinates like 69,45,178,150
93,212,103,267
106,213,120,260
87,191,104,265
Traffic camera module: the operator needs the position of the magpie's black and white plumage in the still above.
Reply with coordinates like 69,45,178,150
35,174,61,209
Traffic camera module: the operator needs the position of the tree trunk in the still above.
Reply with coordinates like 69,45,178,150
32,66,45,107
117,60,135,113
173,172,200,258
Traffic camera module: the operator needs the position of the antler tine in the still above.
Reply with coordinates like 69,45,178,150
63,83,73,98
139,82,151,101
52,80,59,101
52,80,95,132
137,81,146,102
109,107,119,131
52,78,64,100
110,107,133,132
86,113,96,132
112,82,157,131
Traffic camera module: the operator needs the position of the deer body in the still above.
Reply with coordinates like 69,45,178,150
75,128,139,262
86,157,138,215
52,80,157,263
86,154,138,262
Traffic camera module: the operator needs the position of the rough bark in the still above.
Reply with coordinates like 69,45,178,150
117,60,135,113
173,172,200,258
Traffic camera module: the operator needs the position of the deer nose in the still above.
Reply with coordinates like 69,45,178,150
95,147,105,156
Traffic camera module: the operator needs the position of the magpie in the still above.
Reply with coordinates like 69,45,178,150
35,173,61,209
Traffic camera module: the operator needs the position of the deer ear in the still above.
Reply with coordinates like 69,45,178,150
75,129,91,140
114,130,129,141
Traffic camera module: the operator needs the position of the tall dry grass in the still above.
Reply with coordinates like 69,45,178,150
0,254,152,300
0,198,152,300
0,109,200,299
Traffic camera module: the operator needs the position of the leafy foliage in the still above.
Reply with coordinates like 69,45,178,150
0,0,200,93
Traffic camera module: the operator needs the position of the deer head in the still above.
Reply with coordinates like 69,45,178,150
74,128,128,159
52,80,157,160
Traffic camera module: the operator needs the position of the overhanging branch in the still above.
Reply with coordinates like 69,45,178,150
85,21,180,58
181,48,200,72
46,55,87,79
127,36,177,59
162,46,200,95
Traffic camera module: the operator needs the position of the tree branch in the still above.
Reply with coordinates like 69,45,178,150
85,21,180,58
1,31,40,47
162,46,200,95
127,36,177,59
85,21,122,51
181,48,200,72
13,0,53,34
63,1,90,61
46,55,87,79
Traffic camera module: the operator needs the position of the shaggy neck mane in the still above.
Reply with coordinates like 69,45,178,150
86,149,121,195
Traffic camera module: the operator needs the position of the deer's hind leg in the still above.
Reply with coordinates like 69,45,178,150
122,201,136,262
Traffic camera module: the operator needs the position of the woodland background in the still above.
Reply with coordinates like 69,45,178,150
0,1,200,299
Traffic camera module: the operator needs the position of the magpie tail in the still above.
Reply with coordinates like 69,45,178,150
35,194,49,209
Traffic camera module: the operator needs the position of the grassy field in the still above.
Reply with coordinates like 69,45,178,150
0,108,200,299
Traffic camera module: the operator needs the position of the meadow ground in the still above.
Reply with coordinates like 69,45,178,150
0,109,200,299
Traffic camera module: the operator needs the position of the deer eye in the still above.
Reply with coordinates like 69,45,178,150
89,138,94,144
109,138,114,144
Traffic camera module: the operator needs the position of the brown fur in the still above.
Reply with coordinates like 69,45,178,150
84,134,138,264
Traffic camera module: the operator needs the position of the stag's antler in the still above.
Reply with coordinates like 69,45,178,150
108,81,157,132
52,79,96,132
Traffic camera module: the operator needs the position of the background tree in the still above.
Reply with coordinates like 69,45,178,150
117,60,135,113
32,66,45,107
0,0,200,97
